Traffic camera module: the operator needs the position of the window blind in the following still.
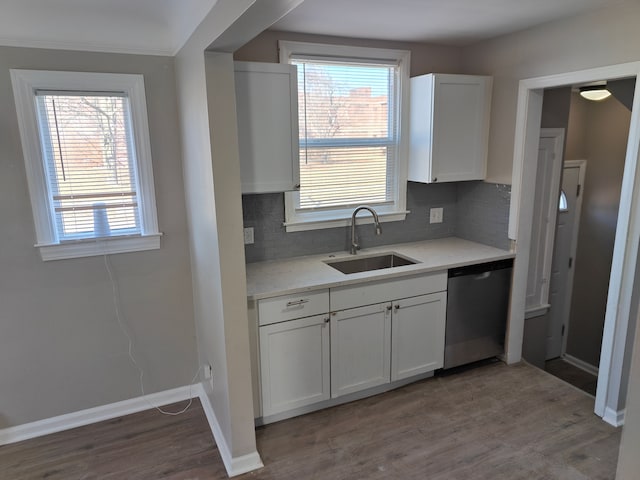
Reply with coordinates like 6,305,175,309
35,91,141,241
292,59,398,211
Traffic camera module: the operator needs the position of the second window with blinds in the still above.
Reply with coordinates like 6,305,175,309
11,69,160,260
279,42,411,232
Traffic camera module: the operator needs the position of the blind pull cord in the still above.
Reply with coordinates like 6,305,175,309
51,98,67,181
303,63,308,166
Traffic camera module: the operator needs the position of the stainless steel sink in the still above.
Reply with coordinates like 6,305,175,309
325,253,419,274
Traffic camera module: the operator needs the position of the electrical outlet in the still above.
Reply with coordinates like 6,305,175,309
243,227,254,245
429,207,444,224
203,364,214,389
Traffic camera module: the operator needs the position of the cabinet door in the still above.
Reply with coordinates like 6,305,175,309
431,74,491,183
235,62,300,194
408,74,491,184
391,292,447,381
331,303,391,398
260,314,330,416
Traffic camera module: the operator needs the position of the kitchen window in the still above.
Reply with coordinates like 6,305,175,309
279,41,410,231
11,69,160,260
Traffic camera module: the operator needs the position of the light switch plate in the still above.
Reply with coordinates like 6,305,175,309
243,227,254,244
429,207,444,224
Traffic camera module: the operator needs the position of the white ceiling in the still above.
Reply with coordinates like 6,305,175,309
272,0,626,46
0,0,218,56
0,0,627,55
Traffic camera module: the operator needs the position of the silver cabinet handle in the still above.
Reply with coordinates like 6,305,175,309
286,299,309,307
394,304,400,311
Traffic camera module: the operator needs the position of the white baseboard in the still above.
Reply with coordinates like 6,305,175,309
0,383,264,478
603,406,626,427
0,385,196,446
562,353,599,377
195,384,264,477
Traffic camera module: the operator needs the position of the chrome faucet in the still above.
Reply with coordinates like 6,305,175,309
350,206,382,254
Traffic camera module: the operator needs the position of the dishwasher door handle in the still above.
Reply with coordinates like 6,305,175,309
474,271,491,280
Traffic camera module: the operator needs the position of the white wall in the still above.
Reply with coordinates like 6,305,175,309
0,46,196,427
234,29,464,75
463,1,640,184
174,0,258,460
617,302,640,478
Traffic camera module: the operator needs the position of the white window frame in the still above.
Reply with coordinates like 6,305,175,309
10,69,161,261
279,41,411,232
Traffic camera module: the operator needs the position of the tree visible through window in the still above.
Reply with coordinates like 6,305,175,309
36,92,140,240
280,42,409,231
11,69,159,260
294,60,397,210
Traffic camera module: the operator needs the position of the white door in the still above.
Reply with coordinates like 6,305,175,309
259,314,330,416
526,130,564,312
391,292,447,381
546,163,584,360
331,303,391,398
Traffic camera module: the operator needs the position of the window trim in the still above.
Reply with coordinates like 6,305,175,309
10,69,160,260
278,41,411,232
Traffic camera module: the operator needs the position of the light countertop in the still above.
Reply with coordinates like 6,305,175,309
246,237,515,300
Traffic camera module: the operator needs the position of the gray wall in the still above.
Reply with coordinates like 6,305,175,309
565,92,631,368
455,182,511,251
540,87,572,130
243,182,456,262
243,181,510,262
234,29,465,76
0,46,196,427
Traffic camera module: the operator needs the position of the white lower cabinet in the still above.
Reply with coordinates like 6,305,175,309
259,314,330,416
256,272,448,421
331,303,392,398
391,292,447,381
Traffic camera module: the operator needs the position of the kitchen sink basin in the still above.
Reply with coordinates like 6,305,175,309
325,253,419,274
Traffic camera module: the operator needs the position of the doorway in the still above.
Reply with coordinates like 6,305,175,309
508,64,640,426
537,86,632,400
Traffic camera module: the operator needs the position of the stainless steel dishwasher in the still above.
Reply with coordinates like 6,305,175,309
444,259,513,369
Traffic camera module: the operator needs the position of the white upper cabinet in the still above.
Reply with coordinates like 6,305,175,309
234,61,300,194
408,74,492,183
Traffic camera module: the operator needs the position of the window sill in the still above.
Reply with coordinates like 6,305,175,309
284,211,409,233
36,233,162,261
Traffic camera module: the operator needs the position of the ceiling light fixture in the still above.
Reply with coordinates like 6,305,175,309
579,85,612,101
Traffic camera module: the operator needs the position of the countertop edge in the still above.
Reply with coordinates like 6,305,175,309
246,238,515,301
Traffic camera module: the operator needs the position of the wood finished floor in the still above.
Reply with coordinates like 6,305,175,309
0,362,620,480
546,358,598,396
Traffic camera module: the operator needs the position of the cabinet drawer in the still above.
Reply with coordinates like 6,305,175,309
258,289,329,325
331,272,446,311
